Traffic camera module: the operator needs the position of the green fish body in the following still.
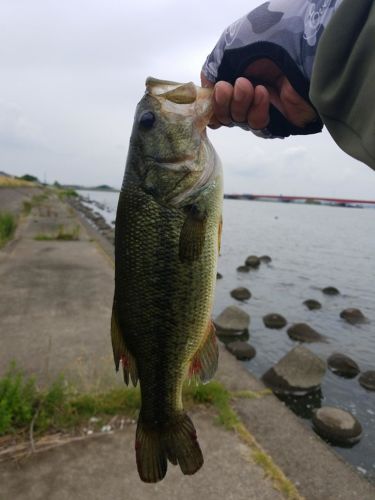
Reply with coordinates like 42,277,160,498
111,77,223,483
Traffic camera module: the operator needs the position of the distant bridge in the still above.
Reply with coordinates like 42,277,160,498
224,194,375,206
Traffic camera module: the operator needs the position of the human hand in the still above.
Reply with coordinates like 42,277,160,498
201,59,318,131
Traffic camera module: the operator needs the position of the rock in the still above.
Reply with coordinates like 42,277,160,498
359,371,375,391
245,255,261,268
214,306,250,338
225,341,256,361
322,286,340,295
216,272,223,279
263,313,287,329
303,299,322,310
287,323,327,343
259,255,272,263
327,353,360,378
230,287,251,301
340,308,367,325
262,345,326,395
237,265,250,273
312,407,362,446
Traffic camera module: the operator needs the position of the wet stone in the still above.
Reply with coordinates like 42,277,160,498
262,345,326,395
214,306,250,338
322,286,340,295
230,287,251,301
359,371,375,391
303,299,322,310
340,308,367,325
287,323,327,343
259,255,272,263
237,265,250,273
225,341,256,361
312,407,362,446
245,255,261,268
263,313,287,329
327,353,360,378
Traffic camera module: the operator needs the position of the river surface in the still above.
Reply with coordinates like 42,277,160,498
79,190,375,483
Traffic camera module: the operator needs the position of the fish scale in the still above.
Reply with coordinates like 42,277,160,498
111,77,223,482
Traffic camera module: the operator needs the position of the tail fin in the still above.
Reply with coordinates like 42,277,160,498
135,413,203,483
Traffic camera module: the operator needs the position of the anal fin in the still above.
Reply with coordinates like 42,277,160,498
189,321,218,383
111,301,138,386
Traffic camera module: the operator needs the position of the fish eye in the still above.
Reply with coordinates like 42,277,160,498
139,111,155,129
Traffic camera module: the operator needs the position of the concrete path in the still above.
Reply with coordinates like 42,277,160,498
1,189,374,500
0,191,116,390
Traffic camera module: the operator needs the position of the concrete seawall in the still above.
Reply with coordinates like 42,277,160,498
1,188,374,499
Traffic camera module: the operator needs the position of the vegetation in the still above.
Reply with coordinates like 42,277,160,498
22,192,50,216
0,212,16,248
0,364,141,436
34,225,80,241
0,369,299,498
0,175,36,187
56,188,78,200
19,174,39,183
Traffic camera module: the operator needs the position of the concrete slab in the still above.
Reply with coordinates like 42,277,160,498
0,197,117,390
0,410,283,500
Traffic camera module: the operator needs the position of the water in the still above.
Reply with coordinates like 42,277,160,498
80,191,375,482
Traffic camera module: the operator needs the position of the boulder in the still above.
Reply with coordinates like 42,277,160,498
340,308,367,325
216,272,223,279
312,407,362,446
225,341,256,361
327,353,360,378
287,323,327,343
245,255,261,268
237,265,250,273
259,255,272,263
230,287,251,301
214,306,250,338
303,299,322,310
322,286,340,295
262,345,326,395
359,371,375,391
263,313,287,329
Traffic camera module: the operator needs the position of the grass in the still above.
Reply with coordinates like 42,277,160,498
22,192,50,216
0,369,300,498
0,212,16,248
0,176,36,187
34,225,80,241
0,364,140,437
56,188,78,200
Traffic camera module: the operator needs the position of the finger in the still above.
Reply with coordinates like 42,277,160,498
247,85,270,130
213,81,234,126
231,77,254,123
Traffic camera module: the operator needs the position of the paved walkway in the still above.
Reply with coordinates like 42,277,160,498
1,189,374,500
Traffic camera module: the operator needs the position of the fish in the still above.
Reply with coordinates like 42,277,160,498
111,77,223,483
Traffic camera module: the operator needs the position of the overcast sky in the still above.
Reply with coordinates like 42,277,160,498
1,0,374,198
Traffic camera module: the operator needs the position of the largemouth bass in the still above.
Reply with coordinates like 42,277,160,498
111,77,223,483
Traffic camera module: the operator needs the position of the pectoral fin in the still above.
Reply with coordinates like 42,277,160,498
111,300,138,386
179,205,207,263
189,321,218,383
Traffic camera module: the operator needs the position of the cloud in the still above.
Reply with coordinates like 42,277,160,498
0,101,47,150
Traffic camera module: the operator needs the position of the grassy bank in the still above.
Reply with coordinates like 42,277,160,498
0,213,16,248
0,366,299,498
0,366,270,438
